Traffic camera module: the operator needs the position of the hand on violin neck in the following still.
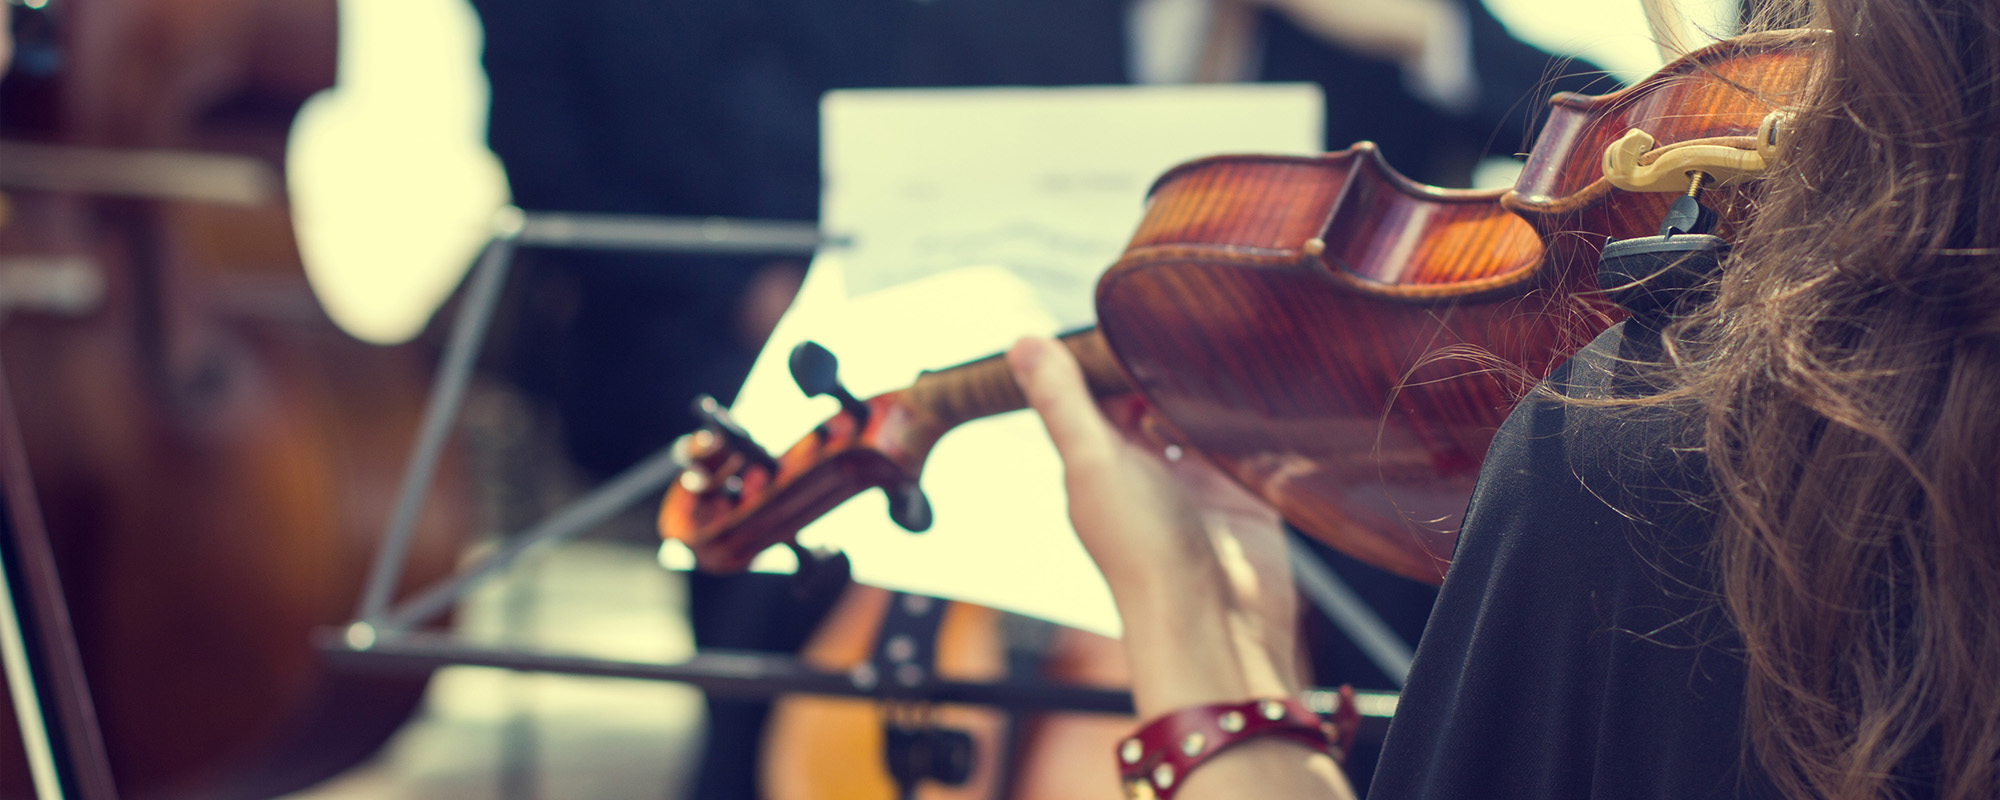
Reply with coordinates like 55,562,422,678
1007,336,1300,714
1009,336,1352,798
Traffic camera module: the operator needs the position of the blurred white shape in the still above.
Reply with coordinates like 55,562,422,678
660,538,802,575
656,540,698,572
287,0,510,344
1483,0,1742,84
1126,0,1215,84
1472,154,1527,189
746,545,801,575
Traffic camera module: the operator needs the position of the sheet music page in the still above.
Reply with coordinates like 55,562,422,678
710,85,1322,636
824,84,1323,329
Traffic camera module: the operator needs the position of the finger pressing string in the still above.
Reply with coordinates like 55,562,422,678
1007,336,1119,471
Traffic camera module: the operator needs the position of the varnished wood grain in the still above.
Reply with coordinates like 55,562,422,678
1097,33,1806,584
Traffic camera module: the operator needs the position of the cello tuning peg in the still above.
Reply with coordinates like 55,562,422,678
885,481,933,533
789,341,871,423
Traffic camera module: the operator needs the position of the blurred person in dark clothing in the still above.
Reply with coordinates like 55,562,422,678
905,0,1614,186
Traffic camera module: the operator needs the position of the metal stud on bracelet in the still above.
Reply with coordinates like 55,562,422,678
1217,710,1245,733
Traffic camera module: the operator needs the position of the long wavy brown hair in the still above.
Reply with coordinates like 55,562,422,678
1656,0,2000,797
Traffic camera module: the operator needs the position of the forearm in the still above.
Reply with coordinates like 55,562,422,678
1118,576,1296,719
1006,338,1356,799
1108,548,1356,799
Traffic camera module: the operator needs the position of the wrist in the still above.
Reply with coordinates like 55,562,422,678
1116,579,1299,719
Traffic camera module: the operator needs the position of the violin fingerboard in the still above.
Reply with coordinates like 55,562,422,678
908,329,1130,429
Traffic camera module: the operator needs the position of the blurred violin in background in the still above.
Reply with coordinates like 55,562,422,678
0,0,468,796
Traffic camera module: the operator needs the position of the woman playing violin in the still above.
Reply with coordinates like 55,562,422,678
1008,0,2000,797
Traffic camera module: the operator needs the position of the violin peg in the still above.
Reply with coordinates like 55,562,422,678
678,468,711,494
674,428,720,463
788,341,871,423
885,481,933,533
689,394,775,469
789,341,841,398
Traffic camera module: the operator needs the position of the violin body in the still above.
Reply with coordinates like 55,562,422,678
1097,148,1565,584
1098,33,1807,582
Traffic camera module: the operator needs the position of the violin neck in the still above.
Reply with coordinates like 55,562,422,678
907,328,1131,429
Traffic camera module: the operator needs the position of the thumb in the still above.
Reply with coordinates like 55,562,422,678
1007,336,1119,473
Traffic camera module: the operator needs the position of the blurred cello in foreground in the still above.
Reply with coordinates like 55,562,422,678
0,0,467,796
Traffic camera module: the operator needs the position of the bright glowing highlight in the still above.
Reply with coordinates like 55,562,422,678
287,0,510,344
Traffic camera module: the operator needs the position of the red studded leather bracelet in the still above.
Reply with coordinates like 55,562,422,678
1114,687,1360,800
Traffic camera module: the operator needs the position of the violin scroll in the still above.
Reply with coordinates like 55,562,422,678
660,330,1130,572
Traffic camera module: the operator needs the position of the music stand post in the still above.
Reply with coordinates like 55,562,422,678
324,206,1395,749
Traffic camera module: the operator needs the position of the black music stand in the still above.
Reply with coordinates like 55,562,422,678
0,354,120,800
320,208,1396,792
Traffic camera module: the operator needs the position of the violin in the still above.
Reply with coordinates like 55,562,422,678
659,31,1809,586
0,0,468,795
661,28,1813,800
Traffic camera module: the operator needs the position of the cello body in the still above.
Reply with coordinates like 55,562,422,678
0,0,468,795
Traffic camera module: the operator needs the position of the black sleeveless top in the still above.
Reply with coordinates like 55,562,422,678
1368,322,1781,799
